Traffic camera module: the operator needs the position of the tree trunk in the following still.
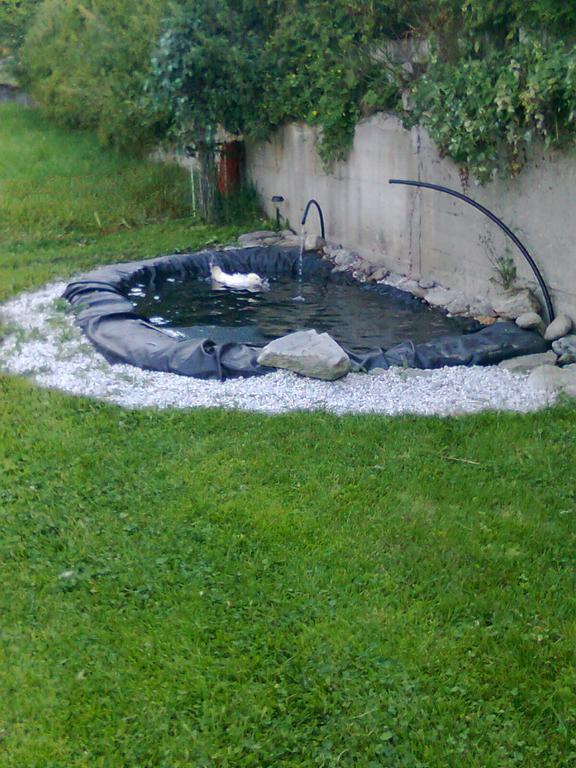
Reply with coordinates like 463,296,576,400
196,142,218,222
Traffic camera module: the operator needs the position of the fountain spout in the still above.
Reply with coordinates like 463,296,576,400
301,199,326,240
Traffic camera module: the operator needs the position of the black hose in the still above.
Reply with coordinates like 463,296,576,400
388,179,554,322
301,199,326,240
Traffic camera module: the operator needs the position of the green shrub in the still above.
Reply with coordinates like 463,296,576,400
0,0,42,54
20,0,169,152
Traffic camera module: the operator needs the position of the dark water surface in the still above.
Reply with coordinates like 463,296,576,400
127,272,476,352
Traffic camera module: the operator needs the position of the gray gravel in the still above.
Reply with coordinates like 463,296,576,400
0,281,555,416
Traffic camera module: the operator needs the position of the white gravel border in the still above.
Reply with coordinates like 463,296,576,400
0,281,555,416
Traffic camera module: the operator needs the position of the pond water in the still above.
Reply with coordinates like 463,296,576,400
127,271,477,352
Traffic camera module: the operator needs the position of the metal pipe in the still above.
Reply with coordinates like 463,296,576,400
301,199,326,240
388,179,554,322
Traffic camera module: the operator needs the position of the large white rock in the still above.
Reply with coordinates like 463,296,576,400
527,364,576,395
492,289,540,320
498,351,557,374
257,330,352,380
544,314,573,342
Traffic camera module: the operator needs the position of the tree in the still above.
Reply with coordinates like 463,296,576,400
151,0,265,220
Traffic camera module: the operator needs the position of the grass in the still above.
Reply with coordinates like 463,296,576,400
0,103,575,767
0,104,262,301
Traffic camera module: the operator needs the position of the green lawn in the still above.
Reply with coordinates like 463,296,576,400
1,104,575,768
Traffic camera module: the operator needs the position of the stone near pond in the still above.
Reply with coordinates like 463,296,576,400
238,230,277,245
277,234,302,247
398,279,426,299
544,314,573,342
257,329,352,381
333,248,357,268
424,286,454,308
383,271,407,288
475,315,498,325
445,293,470,316
304,234,325,251
418,278,436,290
323,243,343,260
372,267,389,282
467,297,496,317
492,288,540,320
527,363,576,396
516,312,545,333
498,351,557,374
356,261,377,277
552,333,576,364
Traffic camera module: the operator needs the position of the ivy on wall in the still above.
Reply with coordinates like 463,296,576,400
409,38,576,182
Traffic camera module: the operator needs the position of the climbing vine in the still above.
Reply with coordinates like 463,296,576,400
408,38,576,182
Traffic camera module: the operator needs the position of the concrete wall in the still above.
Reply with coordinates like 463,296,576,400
246,114,576,319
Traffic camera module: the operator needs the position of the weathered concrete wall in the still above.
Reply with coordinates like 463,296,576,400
246,114,576,319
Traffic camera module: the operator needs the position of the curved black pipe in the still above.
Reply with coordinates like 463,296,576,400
301,199,326,240
388,179,554,322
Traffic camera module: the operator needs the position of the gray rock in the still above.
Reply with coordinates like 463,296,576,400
356,261,377,277
398,279,426,298
372,267,389,282
418,278,436,290
278,234,302,247
323,243,344,260
424,286,455,308
467,297,496,317
544,314,573,342
304,234,324,251
492,289,540,320
238,230,277,245
333,249,357,268
527,364,576,395
383,271,407,288
552,333,576,364
257,330,351,381
516,312,545,332
498,351,557,374
445,293,470,316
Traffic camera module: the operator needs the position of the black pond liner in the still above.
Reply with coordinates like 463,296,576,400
63,245,548,380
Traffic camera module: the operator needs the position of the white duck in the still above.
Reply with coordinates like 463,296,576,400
210,263,268,291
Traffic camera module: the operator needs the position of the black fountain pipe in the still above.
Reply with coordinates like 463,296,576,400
301,199,326,241
388,179,554,322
